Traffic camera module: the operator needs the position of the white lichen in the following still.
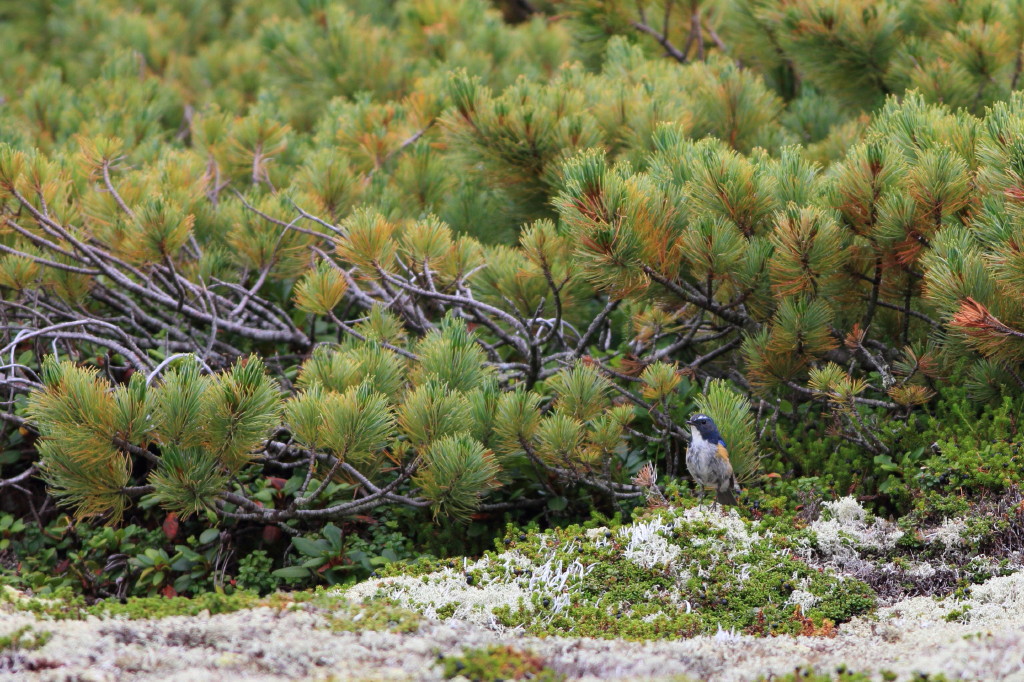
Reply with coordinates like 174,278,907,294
811,496,903,562
343,559,530,628
925,517,969,550
786,590,820,612
970,570,1024,607
342,541,597,628
677,506,759,554
712,624,743,642
6,538,1024,681
617,516,681,569
907,561,938,579
5,575,1024,682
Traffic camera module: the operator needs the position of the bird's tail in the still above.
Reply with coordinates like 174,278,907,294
715,488,738,506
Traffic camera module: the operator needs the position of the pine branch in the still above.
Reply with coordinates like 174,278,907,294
860,256,884,331
786,380,898,410
0,241,100,275
632,3,687,63
642,265,753,329
872,300,940,329
113,437,160,465
0,466,36,489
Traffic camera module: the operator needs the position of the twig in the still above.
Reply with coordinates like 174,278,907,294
631,20,688,63
0,466,37,489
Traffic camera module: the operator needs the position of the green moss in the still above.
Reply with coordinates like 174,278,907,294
374,506,876,641
758,668,872,682
440,645,564,682
2,585,421,634
376,556,458,579
318,598,422,634
0,625,51,652
435,602,458,619
944,604,972,623
87,591,261,619
2,588,262,622
755,667,951,682
1,587,89,621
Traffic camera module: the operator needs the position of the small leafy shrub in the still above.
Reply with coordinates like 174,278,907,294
0,517,245,599
0,514,26,551
763,385,1023,516
272,521,413,587
235,550,278,594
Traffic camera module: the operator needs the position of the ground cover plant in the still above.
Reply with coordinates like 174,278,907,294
348,503,878,640
0,0,1023,626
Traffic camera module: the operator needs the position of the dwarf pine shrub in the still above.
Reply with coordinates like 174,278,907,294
2,0,1024,595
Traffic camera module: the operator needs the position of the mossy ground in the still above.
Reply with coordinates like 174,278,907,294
345,487,1024,642
0,584,420,633
349,504,876,640
757,670,951,682
5,488,1019,647
0,624,51,652
2,560,1024,680
439,645,565,681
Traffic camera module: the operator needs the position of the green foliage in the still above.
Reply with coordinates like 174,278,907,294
293,260,348,316
546,362,611,422
0,626,51,652
0,514,27,551
0,505,418,598
5,0,1024,609
440,645,565,682
412,316,494,393
235,550,278,593
909,393,1024,499
203,356,282,471
148,446,229,519
154,360,209,449
316,384,395,465
27,358,131,521
761,379,1024,511
415,434,502,521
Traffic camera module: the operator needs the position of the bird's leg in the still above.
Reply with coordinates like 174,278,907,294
697,486,705,509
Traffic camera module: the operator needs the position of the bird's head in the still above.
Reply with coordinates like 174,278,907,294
686,413,722,442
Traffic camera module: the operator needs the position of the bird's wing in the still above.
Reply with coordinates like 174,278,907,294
715,442,731,462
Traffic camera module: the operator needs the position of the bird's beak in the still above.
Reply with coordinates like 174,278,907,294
685,417,696,426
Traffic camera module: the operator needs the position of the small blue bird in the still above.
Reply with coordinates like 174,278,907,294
686,413,740,507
